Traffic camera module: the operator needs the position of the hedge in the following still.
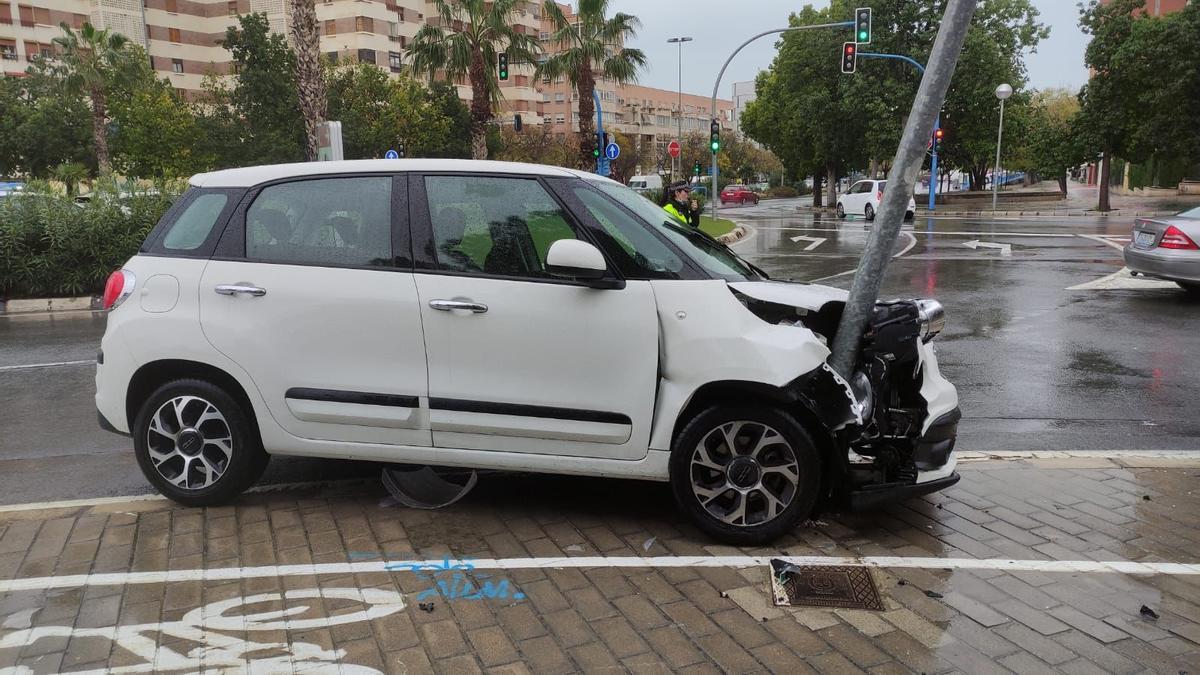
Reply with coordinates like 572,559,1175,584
0,185,180,299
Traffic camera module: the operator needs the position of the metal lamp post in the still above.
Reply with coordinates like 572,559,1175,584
668,37,692,178
992,83,1013,212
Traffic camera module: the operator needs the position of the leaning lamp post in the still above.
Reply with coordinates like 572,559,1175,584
992,83,1013,212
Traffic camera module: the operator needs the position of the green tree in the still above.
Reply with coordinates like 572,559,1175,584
1013,88,1086,195
536,0,647,168
52,22,136,174
492,126,578,167
406,0,540,159
107,47,210,178
211,13,305,166
325,63,455,159
423,82,473,159
0,61,95,178
289,0,326,161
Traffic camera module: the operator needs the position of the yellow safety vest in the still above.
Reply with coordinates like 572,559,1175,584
663,202,689,225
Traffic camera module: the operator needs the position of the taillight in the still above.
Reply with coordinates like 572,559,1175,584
102,269,136,310
876,191,883,201
1160,226,1199,250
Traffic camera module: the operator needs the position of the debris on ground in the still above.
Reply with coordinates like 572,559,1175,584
925,590,944,599
642,537,656,552
381,465,478,509
418,602,436,613
1141,605,1160,621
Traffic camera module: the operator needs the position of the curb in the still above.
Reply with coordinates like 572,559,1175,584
0,295,102,315
717,226,748,245
797,206,1179,217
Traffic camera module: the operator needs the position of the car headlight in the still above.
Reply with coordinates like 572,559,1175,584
915,299,946,343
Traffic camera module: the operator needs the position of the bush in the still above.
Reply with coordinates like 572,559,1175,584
765,186,800,199
0,184,179,298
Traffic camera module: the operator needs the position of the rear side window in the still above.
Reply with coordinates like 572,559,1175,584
246,177,393,267
143,187,242,258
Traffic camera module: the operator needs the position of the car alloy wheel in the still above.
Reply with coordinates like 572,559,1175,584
146,395,234,490
865,204,875,221
688,421,801,527
836,203,845,219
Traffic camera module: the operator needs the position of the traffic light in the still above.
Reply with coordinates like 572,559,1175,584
841,42,857,74
693,161,702,176
398,144,406,158
932,128,945,154
592,133,602,159
498,52,508,81
514,114,522,132
710,119,720,154
855,7,872,44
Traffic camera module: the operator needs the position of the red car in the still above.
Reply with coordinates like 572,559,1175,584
720,185,759,205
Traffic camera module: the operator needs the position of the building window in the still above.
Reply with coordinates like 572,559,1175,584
171,58,183,74
227,1,237,15
324,20,334,35
397,7,404,21
554,92,563,103
164,0,176,12
39,46,52,58
0,43,15,60
399,35,406,48
0,4,10,25
555,114,564,124
538,31,548,41
326,51,338,63
357,48,375,64
168,27,180,42
388,50,401,72
355,16,372,33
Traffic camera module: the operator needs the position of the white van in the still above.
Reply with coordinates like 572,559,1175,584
628,175,663,192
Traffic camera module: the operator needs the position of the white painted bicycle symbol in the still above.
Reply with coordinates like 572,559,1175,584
0,587,405,674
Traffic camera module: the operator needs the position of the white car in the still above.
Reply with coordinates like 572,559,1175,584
96,159,959,544
837,179,916,222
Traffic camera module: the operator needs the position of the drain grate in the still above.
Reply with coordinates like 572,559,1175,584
769,559,885,611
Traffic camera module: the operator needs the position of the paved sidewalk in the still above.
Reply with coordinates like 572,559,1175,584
1,456,1199,674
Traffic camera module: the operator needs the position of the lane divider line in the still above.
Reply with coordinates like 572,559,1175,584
2,555,1198,593
0,359,94,372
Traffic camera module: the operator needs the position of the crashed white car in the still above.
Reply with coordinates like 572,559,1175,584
95,160,959,544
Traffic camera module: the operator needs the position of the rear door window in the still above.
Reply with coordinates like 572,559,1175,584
143,187,242,258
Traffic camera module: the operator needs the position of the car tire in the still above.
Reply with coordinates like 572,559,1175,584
836,203,845,219
133,378,269,507
865,204,876,221
670,404,821,545
904,211,914,221
1178,281,1200,296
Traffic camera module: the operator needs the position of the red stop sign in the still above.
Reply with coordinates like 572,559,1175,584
668,140,681,158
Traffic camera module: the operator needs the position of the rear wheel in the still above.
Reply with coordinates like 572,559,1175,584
836,203,846,219
1178,281,1200,296
670,405,821,545
133,379,268,506
865,204,876,221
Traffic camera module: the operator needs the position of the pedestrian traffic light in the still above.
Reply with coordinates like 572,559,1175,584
498,52,508,81
513,114,522,132
855,7,872,44
693,161,702,176
841,42,857,74
933,128,944,154
710,119,720,154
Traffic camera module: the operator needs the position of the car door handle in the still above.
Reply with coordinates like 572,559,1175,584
215,284,267,297
429,299,488,313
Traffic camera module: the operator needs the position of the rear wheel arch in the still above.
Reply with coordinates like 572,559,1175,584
126,359,262,445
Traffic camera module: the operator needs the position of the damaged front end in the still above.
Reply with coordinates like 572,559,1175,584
731,284,961,511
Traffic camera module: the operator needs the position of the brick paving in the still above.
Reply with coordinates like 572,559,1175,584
0,456,1199,673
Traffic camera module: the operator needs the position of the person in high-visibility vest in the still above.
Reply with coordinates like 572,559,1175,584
663,181,700,228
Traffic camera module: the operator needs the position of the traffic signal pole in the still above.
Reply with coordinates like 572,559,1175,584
855,52,941,211
708,21,854,223
828,0,977,379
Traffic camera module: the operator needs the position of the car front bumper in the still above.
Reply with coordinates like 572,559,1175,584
1124,246,1200,283
847,406,961,511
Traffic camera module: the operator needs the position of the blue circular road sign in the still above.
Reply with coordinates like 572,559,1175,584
605,143,620,160
384,149,399,159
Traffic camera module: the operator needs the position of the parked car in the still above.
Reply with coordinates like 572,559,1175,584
837,180,916,221
1124,206,1200,294
628,174,663,192
720,185,759,205
96,159,959,544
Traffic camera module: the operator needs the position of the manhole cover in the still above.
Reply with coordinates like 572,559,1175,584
769,560,884,611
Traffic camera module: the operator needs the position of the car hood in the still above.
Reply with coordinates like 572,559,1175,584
728,280,848,311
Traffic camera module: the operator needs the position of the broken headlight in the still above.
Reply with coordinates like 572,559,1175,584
915,299,946,343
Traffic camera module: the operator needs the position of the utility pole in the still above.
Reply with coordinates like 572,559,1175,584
828,0,978,379
668,37,693,179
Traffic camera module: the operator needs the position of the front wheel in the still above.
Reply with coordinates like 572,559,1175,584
670,405,821,545
836,203,846,219
865,204,876,221
133,379,268,507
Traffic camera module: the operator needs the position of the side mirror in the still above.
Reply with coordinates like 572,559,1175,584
546,239,607,280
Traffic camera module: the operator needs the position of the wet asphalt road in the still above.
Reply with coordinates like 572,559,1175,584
1,199,1197,504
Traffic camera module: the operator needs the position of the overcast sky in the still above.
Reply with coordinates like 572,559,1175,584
605,0,1090,99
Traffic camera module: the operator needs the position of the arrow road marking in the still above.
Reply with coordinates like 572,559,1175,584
963,239,1012,256
789,235,827,251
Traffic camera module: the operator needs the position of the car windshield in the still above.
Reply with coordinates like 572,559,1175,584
589,180,762,282
1178,206,1200,219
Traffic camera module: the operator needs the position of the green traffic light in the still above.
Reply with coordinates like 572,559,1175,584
858,31,868,40
711,142,720,153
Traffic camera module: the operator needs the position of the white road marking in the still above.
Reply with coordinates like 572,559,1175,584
0,359,93,372
1,555,1198,594
1079,233,1127,251
958,449,1200,460
1068,267,1179,291
963,240,1012,256
789,235,827,251
895,231,918,258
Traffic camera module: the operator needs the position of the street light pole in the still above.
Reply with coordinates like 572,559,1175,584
992,83,1012,213
668,37,692,179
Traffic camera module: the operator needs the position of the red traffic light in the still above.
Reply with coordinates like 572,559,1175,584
841,42,857,74
934,129,945,140
845,45,855,54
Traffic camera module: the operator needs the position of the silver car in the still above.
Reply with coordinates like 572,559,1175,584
1124,206,1200,294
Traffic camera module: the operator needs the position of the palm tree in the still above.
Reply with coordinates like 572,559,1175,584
289,0,326,161
53,22,132,174
536,0,646,167
406,0,540,159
